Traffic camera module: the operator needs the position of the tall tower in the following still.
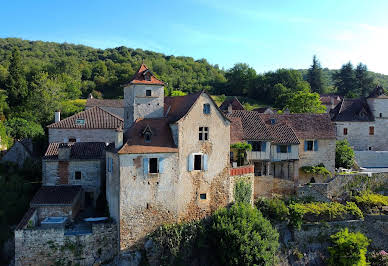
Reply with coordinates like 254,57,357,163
123,64,165,130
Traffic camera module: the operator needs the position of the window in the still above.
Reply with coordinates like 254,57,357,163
146,90,152,96
69,138,76,143
380,113,383,118
75,171,82,180
369,146,372,150
369,126,374,135
144,132,151,143
199,127,209,141
200,193,207,200
203,104,211,114
248,141,262,152
194,155,202,170
343,128,348,135
306,141,314,151
75,119,85,125
278,145,289,153
149,158,158,173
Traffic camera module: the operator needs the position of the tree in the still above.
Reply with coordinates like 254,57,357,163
5,48,28,107
328,228,370,266
333,62,356,97
225,63,256,96
0,90,9,120
210,203,279,265
4,117,44,140
283,88,326,113
355,63,374,97
306,55,324,94
335,139,355,169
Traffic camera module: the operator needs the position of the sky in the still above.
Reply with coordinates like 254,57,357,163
2,0,388,74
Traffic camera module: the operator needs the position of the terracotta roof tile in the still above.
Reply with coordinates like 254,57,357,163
263,113,336,139
86,98,124,108
124,64,165,86
219,97,245,111
229,117,244,144
30,186,82,206
43,142,106,160
260,115,300,144
119,118,178,154
47,107,123,129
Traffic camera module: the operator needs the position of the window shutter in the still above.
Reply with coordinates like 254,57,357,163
203,154,208,171
304,141,307,151
277,145,280,153
143,158,149,176
159,158,165,173
288,145,291,153
64,137,68,143
76,138,80,142
314,140,318,151
188,154,194,171
261,141,266,152
111,158,113,171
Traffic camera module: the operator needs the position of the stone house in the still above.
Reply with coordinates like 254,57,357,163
330,86,388,169
227,111,336,184
47,106,123,143
106,64,235,251
85,94,124,118
42,142,107,207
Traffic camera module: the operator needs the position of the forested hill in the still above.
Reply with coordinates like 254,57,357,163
0,38,226,98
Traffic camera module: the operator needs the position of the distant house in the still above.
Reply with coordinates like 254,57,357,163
85,94,124,119
252,107,274,114
1,139,38,167
320,94,342,113
47,106,123,143
219,96,245,112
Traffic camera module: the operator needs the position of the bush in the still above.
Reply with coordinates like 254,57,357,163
336,139,355,169
300,164,332,177
368,250,388,266
353,191,388,213
209,203,279,265
234,179,252,204
4,117,44,140
288,202,363,227
328,228,370,266
256,197,289,222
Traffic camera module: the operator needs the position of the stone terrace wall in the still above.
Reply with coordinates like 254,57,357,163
254,176,295,198
230,165,255,205
15,222,118,266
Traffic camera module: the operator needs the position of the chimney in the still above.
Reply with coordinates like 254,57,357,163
88,93,93,99
115,127,123,149
55,111,61,123
58,143,71,160
227,104,233,114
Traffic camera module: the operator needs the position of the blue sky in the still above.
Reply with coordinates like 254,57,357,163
2,0,388,74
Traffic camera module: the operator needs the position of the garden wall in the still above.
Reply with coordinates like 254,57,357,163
15,222,118,266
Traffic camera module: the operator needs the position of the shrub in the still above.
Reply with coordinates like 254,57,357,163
328,228,370,266
336,139,355,169
288,202,363,227
300,164,332,177
353,191,388,213
368,250,388,266
210,203,279,265
234,179,252,204
256,197,289,222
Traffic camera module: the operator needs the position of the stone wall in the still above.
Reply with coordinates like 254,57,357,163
229,167,255,205
48,128,117,143
298,138,336,173
36,205,74,222
15,222,118,266
254,176,295,198
355,150,388,168
43,159,104,204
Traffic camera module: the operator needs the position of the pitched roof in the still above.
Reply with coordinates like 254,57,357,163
219,97,245,111
47,106,123,129
43,142,107,160
226,110,273,141
30,186,82,206
164,91,203,122
261,113,335,140
124,63,165,86
252,107,274,114
229,117,244,144
86,98,124,108
260,115,300,144
368,85,388,99
330,98,374,122
118,118,178,154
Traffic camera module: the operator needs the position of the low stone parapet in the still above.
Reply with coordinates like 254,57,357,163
230,164,254,176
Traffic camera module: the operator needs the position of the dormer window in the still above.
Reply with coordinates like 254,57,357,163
76,119,85,125
146,90,152,97
143,125,153,143
143,70,152,81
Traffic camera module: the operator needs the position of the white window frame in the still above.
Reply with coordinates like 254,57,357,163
199,127,209,141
